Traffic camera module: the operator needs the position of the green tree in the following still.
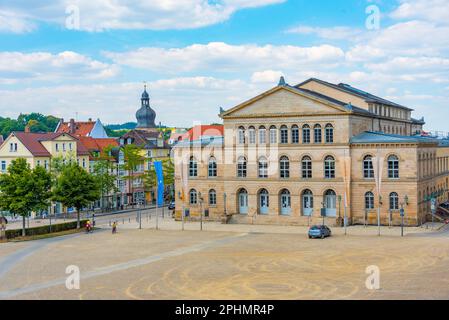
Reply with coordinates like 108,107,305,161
0,159,52,236
52,163,101,229
162,159,175,202
121,144,144,207
92,144,118,210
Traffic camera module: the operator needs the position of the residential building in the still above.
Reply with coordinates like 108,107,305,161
55,117,109,138
174,77,449,227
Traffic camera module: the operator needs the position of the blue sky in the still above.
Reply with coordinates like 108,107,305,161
0,0,448,131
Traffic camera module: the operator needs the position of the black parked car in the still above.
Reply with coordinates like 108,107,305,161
168,202,175,210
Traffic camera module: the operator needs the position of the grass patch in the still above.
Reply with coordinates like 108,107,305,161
7,227,88,242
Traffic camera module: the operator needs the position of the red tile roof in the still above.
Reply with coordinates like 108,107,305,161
78,136,119,153
12,132,90,156
180,125,224,141
56,121,96,137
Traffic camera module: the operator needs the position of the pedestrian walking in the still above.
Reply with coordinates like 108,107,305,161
85,220,92,233
112,221,117,234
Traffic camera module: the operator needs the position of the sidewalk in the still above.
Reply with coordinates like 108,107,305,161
108,217,445,237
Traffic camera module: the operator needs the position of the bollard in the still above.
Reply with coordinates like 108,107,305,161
109,220,111,226
122,218,124,224
129,217,131,223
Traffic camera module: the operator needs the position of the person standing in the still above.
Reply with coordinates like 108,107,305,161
112,221,117,234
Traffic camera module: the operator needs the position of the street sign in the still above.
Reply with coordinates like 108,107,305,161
400,208,404,217
320,208,326,217
431,198,437,212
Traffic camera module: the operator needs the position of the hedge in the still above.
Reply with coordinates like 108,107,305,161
5,219,88,240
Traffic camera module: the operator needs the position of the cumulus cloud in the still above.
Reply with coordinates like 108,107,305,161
286,25,365,40
251,70,284,83
0,51,119,83
103,42,345,74
391,0,449,25
0,77,266,126
0,0,285,32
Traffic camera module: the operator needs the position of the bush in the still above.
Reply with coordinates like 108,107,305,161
5,219,88,240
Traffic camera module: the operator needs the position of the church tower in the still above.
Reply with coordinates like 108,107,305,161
136,85,156,129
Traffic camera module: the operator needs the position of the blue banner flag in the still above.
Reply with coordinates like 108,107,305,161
154,161,164,206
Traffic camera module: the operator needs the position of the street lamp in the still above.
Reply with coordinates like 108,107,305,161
338,195,342,226
400,195,409,237
198,192,204,231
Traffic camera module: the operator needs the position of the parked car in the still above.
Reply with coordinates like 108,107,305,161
168,202,175,210
308,225,332,239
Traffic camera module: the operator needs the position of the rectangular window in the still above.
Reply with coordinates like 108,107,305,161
291,127,299,144
314,128,322,143
303,128,310,144
1,160,6,172
209,192,217,206
270,129,277,144
55,143,59,151
249,129,256,144
258,161,268,178
280,128,288,144
259,129,266,144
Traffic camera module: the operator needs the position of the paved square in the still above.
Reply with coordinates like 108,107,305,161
1,221,449,300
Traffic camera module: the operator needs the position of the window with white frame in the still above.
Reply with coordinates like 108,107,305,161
209,189,217,206
365,191,375,209
314,124,322,143
325,124,334,143
208,157,217,177
189,156,198,177
237,156,247,177
258,157,268,178
280,125,288,144
259,126,266,144
190,189,197,205
363,155,374,179
248,127,256,144
389,192,399,210
269,126,277,144
302,125,310,144
302,156,312,179
280,156,290,178
238,126,246,144
388,155,399,178
291,125,299,144
324,156,335,179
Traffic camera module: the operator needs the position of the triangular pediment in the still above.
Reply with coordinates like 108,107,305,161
221,86,350,118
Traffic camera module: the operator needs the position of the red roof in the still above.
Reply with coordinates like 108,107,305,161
78,136,119,153
12,132,90,156
56,121,96,137
180,125,224,141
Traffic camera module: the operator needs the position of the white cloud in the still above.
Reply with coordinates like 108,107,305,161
0,10,35,33
104,42,345,74
0,51,119,83
251,70,284,83
286,25,365,40
391,0,449,25
0,0,285,32
0,77,266,127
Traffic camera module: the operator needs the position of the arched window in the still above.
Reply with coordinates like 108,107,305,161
189,189,197,205
365,191,374,210
189,156,197,177
280,189,291,215
280,125,288,144
208,157,217,177
280,156,290,178
259,126,266,144
237,156,247,177
259,189,269,214
270,126,277,144
314,124,322,143
291,125,299,144
324,156,335,179
389,192,399,210
238,126,245,144
301,156,312,179
302,124,310,144
258,156,268,178
388,155,399,178
325,124,334,143
302,189,313,216
248,126,256,144
363,155,374,179
324,190,337,216
209,189,217,206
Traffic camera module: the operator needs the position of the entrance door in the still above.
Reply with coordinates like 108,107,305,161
324,190,337,217
259,190,269,214
239,190,248,214
302,190,313,216
280,190,291,215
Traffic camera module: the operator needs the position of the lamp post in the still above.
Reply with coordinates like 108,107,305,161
199,192,204,231
321,201,325,226
400,195,409,237
338,195,342,226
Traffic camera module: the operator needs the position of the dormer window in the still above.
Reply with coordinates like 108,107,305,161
127,138,132,144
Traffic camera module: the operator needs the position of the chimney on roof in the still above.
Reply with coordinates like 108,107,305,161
88,118,92,122
69,118,76,134
24,125,30,133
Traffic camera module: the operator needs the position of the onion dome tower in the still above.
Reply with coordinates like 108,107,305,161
136,84,156,129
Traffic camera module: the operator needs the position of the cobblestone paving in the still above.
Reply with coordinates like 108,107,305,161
1,223,449,300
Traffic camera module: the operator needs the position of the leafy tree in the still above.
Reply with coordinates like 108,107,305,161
121,144,144,207
52,163,101,228
163,159,175,202
0,159,51,236
92,157,118,210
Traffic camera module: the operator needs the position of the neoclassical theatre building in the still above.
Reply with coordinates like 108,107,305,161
174,77,449,226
